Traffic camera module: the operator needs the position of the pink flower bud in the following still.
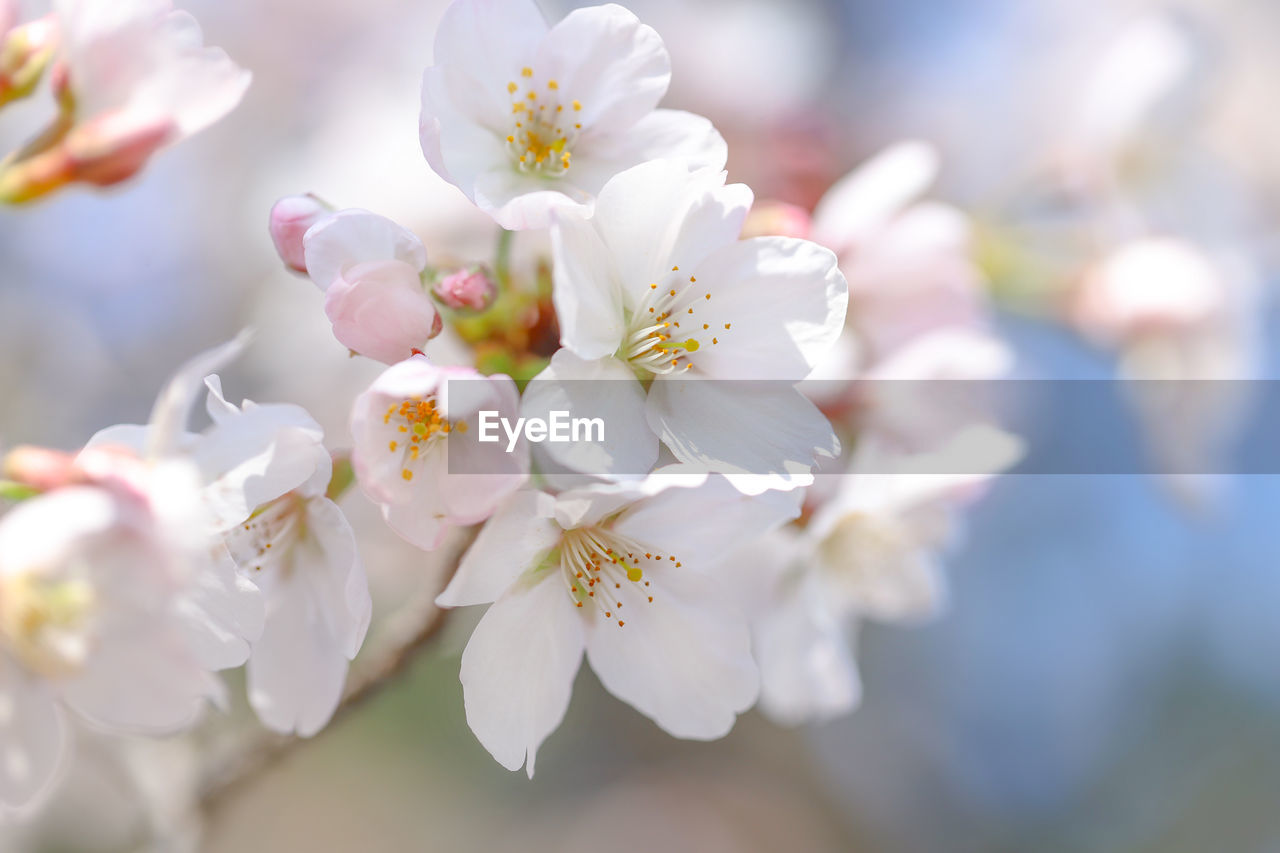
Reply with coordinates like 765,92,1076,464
741,201,812,240
63,111,175,187
0,15,57,107
269,194,331,273
434,267,496,311
324,259,443,364
2,445,76,492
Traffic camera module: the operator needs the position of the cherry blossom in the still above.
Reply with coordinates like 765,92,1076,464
536,159,847,486
419,0,727,229
435,471,802,775
205,378,371,737
349,354,527,550
739,429,1021,725
0,484,226,811
300,208,443,364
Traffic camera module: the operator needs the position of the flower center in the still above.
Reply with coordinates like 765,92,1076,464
819,513,913,582
505,67,583,176
384,396,462,482
230,497,304,575
558,527,681,627
623,266,729,375
0,572,95,677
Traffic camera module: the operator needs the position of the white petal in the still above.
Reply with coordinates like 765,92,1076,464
590,161,749,303
302,209,427,292
473,169,592,231
687,237,847,380
203,374,238,423
436,490,560,608
420,63,512,197
550,213,626,360
145,332,250,458
193,399,328,530
150,12,252,138
523,350,657,478
61,633,223,734
828,547,948,625
647,379,839,477
551,465,708,530
535,4,669,131
382,444,453,550
0,658,66,811
459,572,585,777
300,498,371,660
585,568,757,739
755,572,861,726
822,426,1024,522
810,140,940,252
430,0,546,130
612,475,801,568
174,545,264,671
246,575,348,738
571,109,728,197
83,423,152,454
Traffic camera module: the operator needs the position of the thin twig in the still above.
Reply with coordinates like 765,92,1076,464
195,526,476,816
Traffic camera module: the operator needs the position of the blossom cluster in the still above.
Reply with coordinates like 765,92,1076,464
0,0,1020,821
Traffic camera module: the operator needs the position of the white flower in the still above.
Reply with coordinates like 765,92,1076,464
1072,238,1261,500
350,355,528,550
299,208,442,364
808,140,1002,365
532,159,847,487
0,481,226,811
419,0,726,229
88,334,371,737
740,429,1021,725
205,379,372,737
435,471,802,776
55,0,250,133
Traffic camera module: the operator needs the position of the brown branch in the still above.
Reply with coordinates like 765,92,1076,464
195,526,476,817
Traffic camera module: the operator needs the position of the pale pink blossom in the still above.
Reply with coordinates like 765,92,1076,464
7,0,250,196
350,355,527,550
1072,238,1227,346
301,209,442,363
1072,238,1261,499
0,484,227,811
324,260,443,364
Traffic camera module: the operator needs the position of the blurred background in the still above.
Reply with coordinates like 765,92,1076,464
3,0,1280,850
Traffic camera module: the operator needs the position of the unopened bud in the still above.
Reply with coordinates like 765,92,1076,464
269,194,332,273
0,15,57,108
741,201,812,240
2,445,76,492
434,267,497,311
324,259,443,364
64,112,175,186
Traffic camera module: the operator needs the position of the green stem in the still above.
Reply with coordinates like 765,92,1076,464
0,480,39,502
494,228,514,290
325,453,355,502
